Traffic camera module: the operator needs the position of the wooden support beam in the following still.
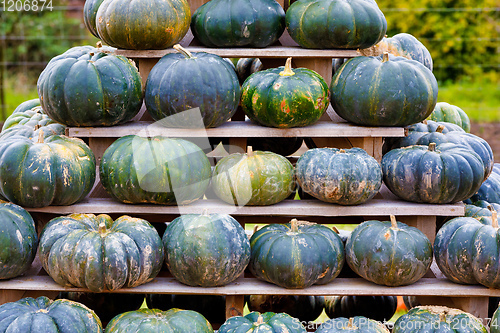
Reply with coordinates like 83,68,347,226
225,295,245,319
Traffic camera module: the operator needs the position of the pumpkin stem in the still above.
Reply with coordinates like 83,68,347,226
439,313,447,322
390,215,398,229
247,146,254,157
34,124,42,131
37,130,44,143
201,209,209,216
279,57,295,76
488,205,499,228
436,125,445,133
347,317,355,328
423,119,428,124
98,221,107,234
428,143,437,152
173,44,193,59
382,52,390,63
291,218,299,232
339,149,346,153
255,315,264,325
96,41,102,49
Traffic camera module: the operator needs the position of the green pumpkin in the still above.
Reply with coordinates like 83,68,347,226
0,134,96,207
96,0,190,50
83,0,105,38
191,0,285,47
382,143,485,204
468,164,500,204
145,45,241,128
236,58,263,84
11,98,40,114
393,306,487,332
249,219,344,289
0,201,37,279
105,308,213,333
218,311,306,333
346,216,432,286
285,0,386,49
492,304,500,333
247,295,325,324
212,147,295,206
377,33,433,71
296,147,382,205
241,58,329,128
163,213,250,287
99,135,211,205
331,53,438,126
37,44,143,127
427,102,470,132
434,211,500,288
0,296,102,332
324,296,397,323
465,200,500,224
316,316,390,332
39,213,164,292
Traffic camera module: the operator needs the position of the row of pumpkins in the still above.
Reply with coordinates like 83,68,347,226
1,294,498,332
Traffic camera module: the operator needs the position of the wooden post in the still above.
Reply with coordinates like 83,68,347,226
417,296,489,321
398,215,436,244
225,295,245,319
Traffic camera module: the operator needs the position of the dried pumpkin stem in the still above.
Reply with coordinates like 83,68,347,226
439,313,447,322
279,57,295,76
436,125,445,133
339,149,346,153
347,317,355,328
173,44,193,59
247,146,254,157
428,143,437,152
96,41,102,48
291,218,299,232
37,130,44,144
488,205,499,229
255,315,264,325
98,221,107,234
382,52,390,62
390,215,398,229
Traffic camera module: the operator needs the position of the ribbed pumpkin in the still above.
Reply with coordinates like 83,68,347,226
105,308,213,333
468,163,500,204
324,296,397,323
247,295,325,323
346,216,433,286
236,58,263,83
492,304,500,333
212,147,295,206
249,219,344,289
11,98,40,114
241,58,329,128
218,311,306,333
83,0,104,38
37,44,143,127
393,306,487,333
163,213,250,287
331,53,438,126
316,316,390,333
145,45,240,128
382,143,485,204
376,33,433,71
434,210,500,288
99,135,211,205
286,0,387,49
39,213,164,292
191,0,285,47
0,296,102,332
0,201,37,280
427,102,471,132
296,147,382,205
95,0,190,50
465,200,500,223
0,133,96,207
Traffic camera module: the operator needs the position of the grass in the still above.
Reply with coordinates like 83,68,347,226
1,73,39,120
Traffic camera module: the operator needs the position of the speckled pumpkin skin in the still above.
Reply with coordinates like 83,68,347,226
393,306,487,333
0,135,96,208
0,202,37,280
249,222,344,289
163,213,250,287
316,316,390,332
83,0,105,38
105,308,213,333
38,214,164,292
218,311,307,333
11,98,40,114
296,148,382,205
96,0,190,50
212,150,295,206
468,164,500,204
427,102,470,132
0,296,102,332
346,219,432,286
241,65,329,128
377,33,433,71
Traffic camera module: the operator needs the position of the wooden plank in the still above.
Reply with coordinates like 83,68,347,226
26,197,465,217
115,47,360,59
136,58,158,89
88,137,116,165
68,120,405,138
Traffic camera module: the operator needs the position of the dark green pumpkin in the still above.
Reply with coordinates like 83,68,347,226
465,200,500,224
468,163,500,204
105,308,213,333
382,143,485,204
0,201,37,279
0,134,96,207
236,58,263,84
324,296,397,323
427,102,470,132
191,0,285,47
38,213,164,292
246,295,325,323
316,316,390,332
434,211,500,288
218,311,306,333
286,0,386,49
95,0,191,50
492,304,500,333
296,147,382,205
241,58,329,128
393,306,487,332
83,0,105,38
212,147,295,206
11,98,40,114
331,53,438,126
249,219,344,289
37,44,143,127
99,135,211,205
0,296,102,332
377,33,433,71
146,294,226,324
346,216,433,286
163,213,250,287
145,45,240,128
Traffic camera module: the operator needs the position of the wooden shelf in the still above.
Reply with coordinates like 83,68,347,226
67,120,406,139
